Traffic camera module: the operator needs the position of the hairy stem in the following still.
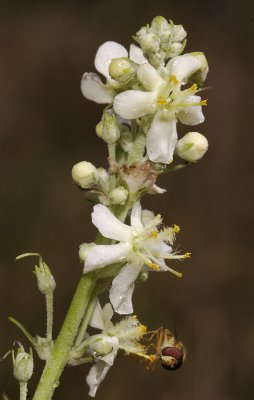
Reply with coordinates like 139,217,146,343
20,381,27,400
74,290,97,347
32,273,96,400
46,292,53,342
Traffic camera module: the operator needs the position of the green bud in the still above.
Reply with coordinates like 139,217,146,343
175,132,208,162
173,24,187,42
72,161,97,189
34,261,56,295
190,52,209,83
102,113,120,144
96,167,110,193
109,186,128,205
95,120,103,138
12,345,33,382
151,16,168,34
34,336,53,361
90,335,113,355
109,57,137,83
79,243,95,262
139,33,160,53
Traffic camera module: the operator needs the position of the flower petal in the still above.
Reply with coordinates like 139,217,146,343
137,63,165,91
92,204,133,241
80,72,115,104
129,44,147,65
109,262,143,314
84,243,131,272
146,110,178,163
177,95,205,125
87,361,111,397
130,201,143,230
95,41,128,80
114,90,157,119
89,298,105,330
167,54,202,83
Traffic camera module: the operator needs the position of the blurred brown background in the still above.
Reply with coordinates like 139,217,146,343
0,0,253,399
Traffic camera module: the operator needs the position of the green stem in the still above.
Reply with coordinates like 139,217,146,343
46,292,53,342
108,144,116,161
20,381,27,400
74,290,97,347
32,273,96,400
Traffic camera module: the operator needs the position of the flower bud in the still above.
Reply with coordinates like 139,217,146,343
190,52,209,83
175,132,208,162
34,261,56,295
95,120,103,138
109,58,137,83
90,335,113,356
173,24,187,42
102,113,120,144
96,167,110,193
72,161,97,189
109,186,128,205
151,16,169,35
139,33,160,53
12,345,33,382
79,243,95,262
34,336,53,361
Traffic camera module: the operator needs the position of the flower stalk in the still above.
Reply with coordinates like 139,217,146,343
7,14,209,400
32,273,96,400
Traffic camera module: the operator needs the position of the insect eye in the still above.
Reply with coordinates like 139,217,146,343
161,347,183,371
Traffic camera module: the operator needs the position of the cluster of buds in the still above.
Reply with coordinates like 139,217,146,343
134,16,187,68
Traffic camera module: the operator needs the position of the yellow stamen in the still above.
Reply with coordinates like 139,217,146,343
150,263,160,271
150,229,158,238
173,224,180,233
157,98,168,105
201,99,208,106
169,74,179,84
191,83,198,91
140,324,147,334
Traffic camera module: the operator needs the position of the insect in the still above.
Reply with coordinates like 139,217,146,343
147,327,186,371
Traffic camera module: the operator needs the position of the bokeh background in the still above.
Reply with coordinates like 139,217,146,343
0,0,253,399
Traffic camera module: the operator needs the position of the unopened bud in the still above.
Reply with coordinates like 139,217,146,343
95,120,103,138
109,186,128,205
175,132,208,162
190,52,209,83
90,335,113,356
139,33,160,53
12,345,33,382
102,113,120,144
151,16,169,34
173,25,187,42
96,167,110,193
79,243,95,262
72,161,97,189
109,58,137,83
34,261,56,295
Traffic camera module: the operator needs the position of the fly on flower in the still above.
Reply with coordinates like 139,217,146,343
146,327,186,371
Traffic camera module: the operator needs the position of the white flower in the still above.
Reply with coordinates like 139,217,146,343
86,301,149,397
81,41,147,104
113,52,208,163
84,202,189,314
